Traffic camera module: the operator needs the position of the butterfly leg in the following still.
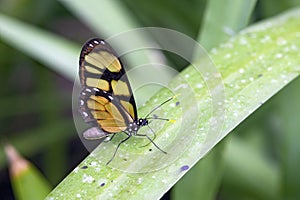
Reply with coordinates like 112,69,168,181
139,125,157,148
103,133,116,143
136,133,167,154
106,132,131,165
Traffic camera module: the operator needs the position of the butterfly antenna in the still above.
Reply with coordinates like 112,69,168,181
146,117,172,121
144,96,174,119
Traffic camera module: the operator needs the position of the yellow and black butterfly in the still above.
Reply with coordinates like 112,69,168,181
78,38,173,165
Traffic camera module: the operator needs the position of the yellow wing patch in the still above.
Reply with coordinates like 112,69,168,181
84,52,106,70
85,50,121,73
87,96,130,133
111,80,130,97
90,95,109,105
84,65,102,74
104,102,124,122
99,51,122,72
87,99,105,111
86,78,110,91
91,110,112,119
98,119,127,133
120,100,135,120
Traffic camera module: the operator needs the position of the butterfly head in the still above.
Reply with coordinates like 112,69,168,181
136,118,149,126
127,118,148,135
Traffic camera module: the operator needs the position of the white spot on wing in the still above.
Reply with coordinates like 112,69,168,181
82,112,88,118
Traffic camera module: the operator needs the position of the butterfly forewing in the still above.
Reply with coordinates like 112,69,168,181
79,38,137,134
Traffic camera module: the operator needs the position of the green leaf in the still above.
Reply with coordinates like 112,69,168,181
199,0,257,49
58,0,138,37
0,13,79,80
275,77,300,198
0,120,75,169
222,136,280,199
46,8,300,199
5,144,52,200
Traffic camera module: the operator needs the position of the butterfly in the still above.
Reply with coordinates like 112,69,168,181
78,38,174,165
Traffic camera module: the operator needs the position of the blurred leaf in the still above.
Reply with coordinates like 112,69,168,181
59,0,138,38
222,136,280,199
259,0,300,18
59,0,167,69
5,143,51,200
0,120,75,168
0,13,79,81
121,0,206,37
275,77,300,199
119,0,207,71
199,0,257,49
0,92,69,119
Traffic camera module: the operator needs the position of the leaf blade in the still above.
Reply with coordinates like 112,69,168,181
47,8,300,199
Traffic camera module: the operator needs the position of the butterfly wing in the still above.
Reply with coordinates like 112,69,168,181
78,38,137,135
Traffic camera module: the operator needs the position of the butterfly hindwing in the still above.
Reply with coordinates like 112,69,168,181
79,38,137,134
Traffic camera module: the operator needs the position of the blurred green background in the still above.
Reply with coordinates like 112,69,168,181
1,0,300,199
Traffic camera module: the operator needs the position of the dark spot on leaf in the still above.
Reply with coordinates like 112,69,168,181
180,165,189,171
100,182,105,187
81,165,88,169
176,101,180,106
